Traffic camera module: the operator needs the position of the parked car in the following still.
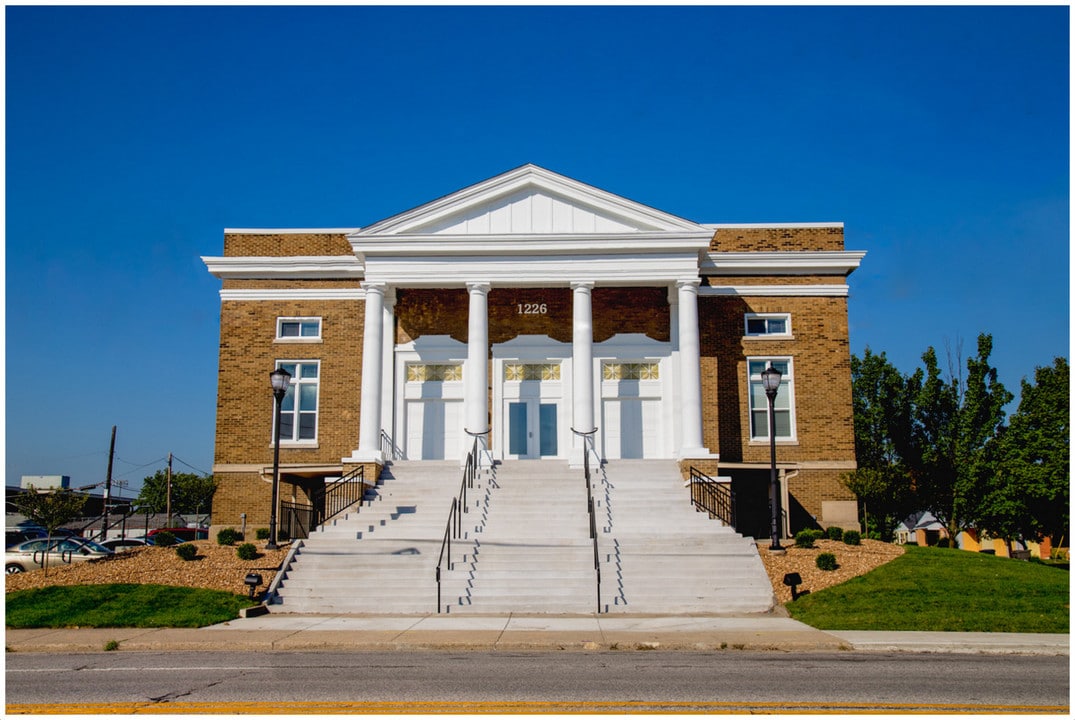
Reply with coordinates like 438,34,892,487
101,538,155,553
147,527,208,543
5,537,114,574
6,527,46,548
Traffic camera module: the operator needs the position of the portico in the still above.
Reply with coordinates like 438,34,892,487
345,164,715,467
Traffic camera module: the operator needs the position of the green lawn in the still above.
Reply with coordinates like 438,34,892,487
787,546,1070,633
6,584,251,629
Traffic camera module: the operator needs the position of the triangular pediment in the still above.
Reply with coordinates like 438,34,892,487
355,164,706,236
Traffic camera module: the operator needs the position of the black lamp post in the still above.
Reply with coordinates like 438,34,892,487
267,366,292,551
761,366,784,551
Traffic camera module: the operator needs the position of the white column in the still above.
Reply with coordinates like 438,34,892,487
571,282,595,467
677,278,708,458
380,287,397,457
352,282,385,462
465,282,491,443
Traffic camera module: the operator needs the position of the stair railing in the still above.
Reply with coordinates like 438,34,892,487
380,429,405,460
689,466,736,529
573,427,602,614
278,465,368,540
436,433,482,613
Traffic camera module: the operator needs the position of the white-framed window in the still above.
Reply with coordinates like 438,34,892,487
275,360,320,443
744,313,791,338
748,358,796,441
276,317,322,342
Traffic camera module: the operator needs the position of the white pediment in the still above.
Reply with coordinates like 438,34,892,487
354,164,707,237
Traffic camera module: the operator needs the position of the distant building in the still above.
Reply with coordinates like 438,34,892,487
203,165,865,541
19,475,70,490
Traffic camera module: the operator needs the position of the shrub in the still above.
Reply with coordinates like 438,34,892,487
935,537,950,548
816,552,838,571
255,527,270,540
843,530,861,546
217,528,242,546
236,543,258,560
175,543,198,561
794,530,816,549
1050,548,1069,561
153,531,177,547
826,526,844,541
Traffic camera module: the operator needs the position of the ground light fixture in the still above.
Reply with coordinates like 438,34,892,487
244,572,263,601
267,366,292,551
761,365,784,552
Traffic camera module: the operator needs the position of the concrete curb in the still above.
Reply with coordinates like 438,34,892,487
5,615,1068,656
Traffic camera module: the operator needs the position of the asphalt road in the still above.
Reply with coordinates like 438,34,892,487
6,650,1069,714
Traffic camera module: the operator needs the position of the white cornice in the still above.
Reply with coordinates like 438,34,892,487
352,232,712,258
224,228,360,234
701,284,850,297
701,251,865,276
202,255,364,279
220,288,364,301
700,222,844,229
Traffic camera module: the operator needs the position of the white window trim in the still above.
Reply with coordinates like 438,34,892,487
275,317,323,343
744,313,792,339
274,359,321,447
747,356,798,444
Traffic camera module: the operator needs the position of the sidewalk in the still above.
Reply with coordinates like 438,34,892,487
6,612,1069,655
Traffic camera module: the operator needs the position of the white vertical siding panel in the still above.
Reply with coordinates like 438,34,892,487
512,192,533,233
489,201,511,234
573,205,597,233
466,211,491,234
551,197,573,233
533,193,553,233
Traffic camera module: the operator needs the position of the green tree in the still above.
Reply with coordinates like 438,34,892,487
981,357,1069,546
135,471,217,517
910,335,1011,547
11,487,88,576
843,348,915,537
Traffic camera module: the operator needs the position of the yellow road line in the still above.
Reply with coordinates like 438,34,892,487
6,700,1070,715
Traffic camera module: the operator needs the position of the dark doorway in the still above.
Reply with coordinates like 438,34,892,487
729,470,771,541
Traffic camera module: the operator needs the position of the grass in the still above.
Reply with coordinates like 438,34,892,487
6,584,252,629
787,546,1070,633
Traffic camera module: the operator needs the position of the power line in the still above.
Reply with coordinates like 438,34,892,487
171,455,211,477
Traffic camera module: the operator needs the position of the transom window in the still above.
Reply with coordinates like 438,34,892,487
745,313,791,337
407,363,464,382
276,360,319,442
504,363,561,381
277,317,322,341
602,362,660,380
748,358,796,441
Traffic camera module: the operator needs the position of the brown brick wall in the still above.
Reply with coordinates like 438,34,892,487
397,286,670,345
211,472,272,527
710,226,844,252
223,233,353,257
787,469,857,523
214,298,363,467
699,294,856,465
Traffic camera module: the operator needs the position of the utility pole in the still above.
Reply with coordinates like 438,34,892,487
101,425,116,541
166,453,173,529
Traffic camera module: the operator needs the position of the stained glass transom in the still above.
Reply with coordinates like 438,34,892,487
406,363,464,382
602,362,660,380
503,363,561,381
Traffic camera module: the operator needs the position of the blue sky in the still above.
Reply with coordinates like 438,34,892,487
5,5,1069,496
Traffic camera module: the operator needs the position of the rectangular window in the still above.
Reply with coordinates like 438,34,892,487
748,358,795,441
276,317,322,341
744,313,791,338
504,363,561,381
602,361,660,380
275,360,319,442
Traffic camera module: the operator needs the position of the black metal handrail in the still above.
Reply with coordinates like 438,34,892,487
277,465,367,540
380,429,405,460
689,466,736,529
436,435,480,613
573,427,601,614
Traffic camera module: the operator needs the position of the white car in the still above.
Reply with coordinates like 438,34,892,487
5,537,114,574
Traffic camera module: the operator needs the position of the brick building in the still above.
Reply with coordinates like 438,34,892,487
203,165,865,541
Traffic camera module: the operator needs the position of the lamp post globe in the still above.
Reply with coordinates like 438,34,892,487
761,366,784,552
267,367,292,550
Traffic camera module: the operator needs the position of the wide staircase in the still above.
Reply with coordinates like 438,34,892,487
272,458,774,615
